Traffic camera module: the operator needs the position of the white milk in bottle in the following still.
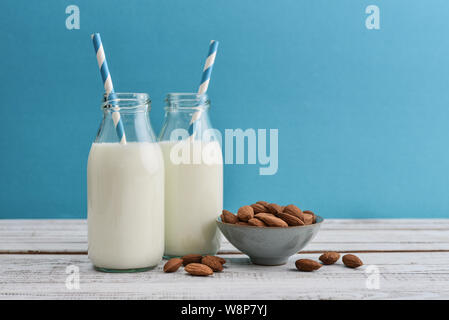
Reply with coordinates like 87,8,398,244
159,93,223,257
160,140,222,256
88,93,164,272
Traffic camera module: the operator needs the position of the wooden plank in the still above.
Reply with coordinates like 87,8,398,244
0,252,448,299
0,220,86,253
0,219,448,253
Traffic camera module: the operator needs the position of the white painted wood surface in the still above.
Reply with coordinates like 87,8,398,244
1,219,449,253
1,252,448,299
0,219,448,299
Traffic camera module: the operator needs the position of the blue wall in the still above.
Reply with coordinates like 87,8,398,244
1,0,448,218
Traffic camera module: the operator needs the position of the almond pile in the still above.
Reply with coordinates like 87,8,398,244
163,254,226,276
295,252,363,272
220,201,317,227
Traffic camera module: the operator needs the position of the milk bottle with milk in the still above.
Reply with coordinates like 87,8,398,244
88,93,164,272
159,93,223,257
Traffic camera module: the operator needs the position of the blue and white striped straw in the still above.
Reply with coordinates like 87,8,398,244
189,40,219,136
91,33,126,144
198,40,219,95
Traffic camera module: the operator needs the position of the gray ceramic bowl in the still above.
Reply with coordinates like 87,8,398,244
216,215,323,266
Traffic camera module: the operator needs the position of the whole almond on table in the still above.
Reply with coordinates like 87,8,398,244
283,204,304,222
319,252,340,265
247,217,267,227
201,256,224,272
343,254,363,268
267,203,283,215
276,212,305,226
181,254,203,266
255,213,288,227
237,205,254,222
216,256,226,264
222,209,238,224
204,255,226,265
185,263,214,276
250,203,266,214
163,258,183,273
295,259,322,272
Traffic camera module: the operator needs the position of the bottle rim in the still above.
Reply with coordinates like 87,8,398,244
165,92,210,111
102,92,151,111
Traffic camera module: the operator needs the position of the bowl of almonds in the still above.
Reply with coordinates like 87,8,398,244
216,201,323,266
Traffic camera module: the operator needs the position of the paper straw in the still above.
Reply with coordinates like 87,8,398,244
91,33,126,144
198,40,219,95
189,40,219,137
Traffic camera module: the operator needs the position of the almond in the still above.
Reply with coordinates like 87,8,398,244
295,259,322,272
247,217,267,227
237,205,254,222
185,263,213,276
236,221,250,226
343,254,363,268
205,255,226,265
250,203,266,214
303,210,316,225
216,256,226,265
319,252,340,265
256,201,270,209
276,212,305,226
201,256,223,272
283,204,304,222
267,203,283,214
222,210,238,224
163,258,183,273
255,213,288,227
181,254,203,266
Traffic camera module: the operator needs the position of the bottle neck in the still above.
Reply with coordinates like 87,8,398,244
96,93,156,143
159,93,214,142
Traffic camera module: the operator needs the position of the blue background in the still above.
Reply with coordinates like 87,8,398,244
1,0,448,219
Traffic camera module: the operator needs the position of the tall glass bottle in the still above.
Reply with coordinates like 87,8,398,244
159,93,223,257
88,93,164,272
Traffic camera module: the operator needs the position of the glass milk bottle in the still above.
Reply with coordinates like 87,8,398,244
159,93,223,257
88,93,164,272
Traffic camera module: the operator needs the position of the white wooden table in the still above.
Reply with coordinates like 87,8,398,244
1,219,448,299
